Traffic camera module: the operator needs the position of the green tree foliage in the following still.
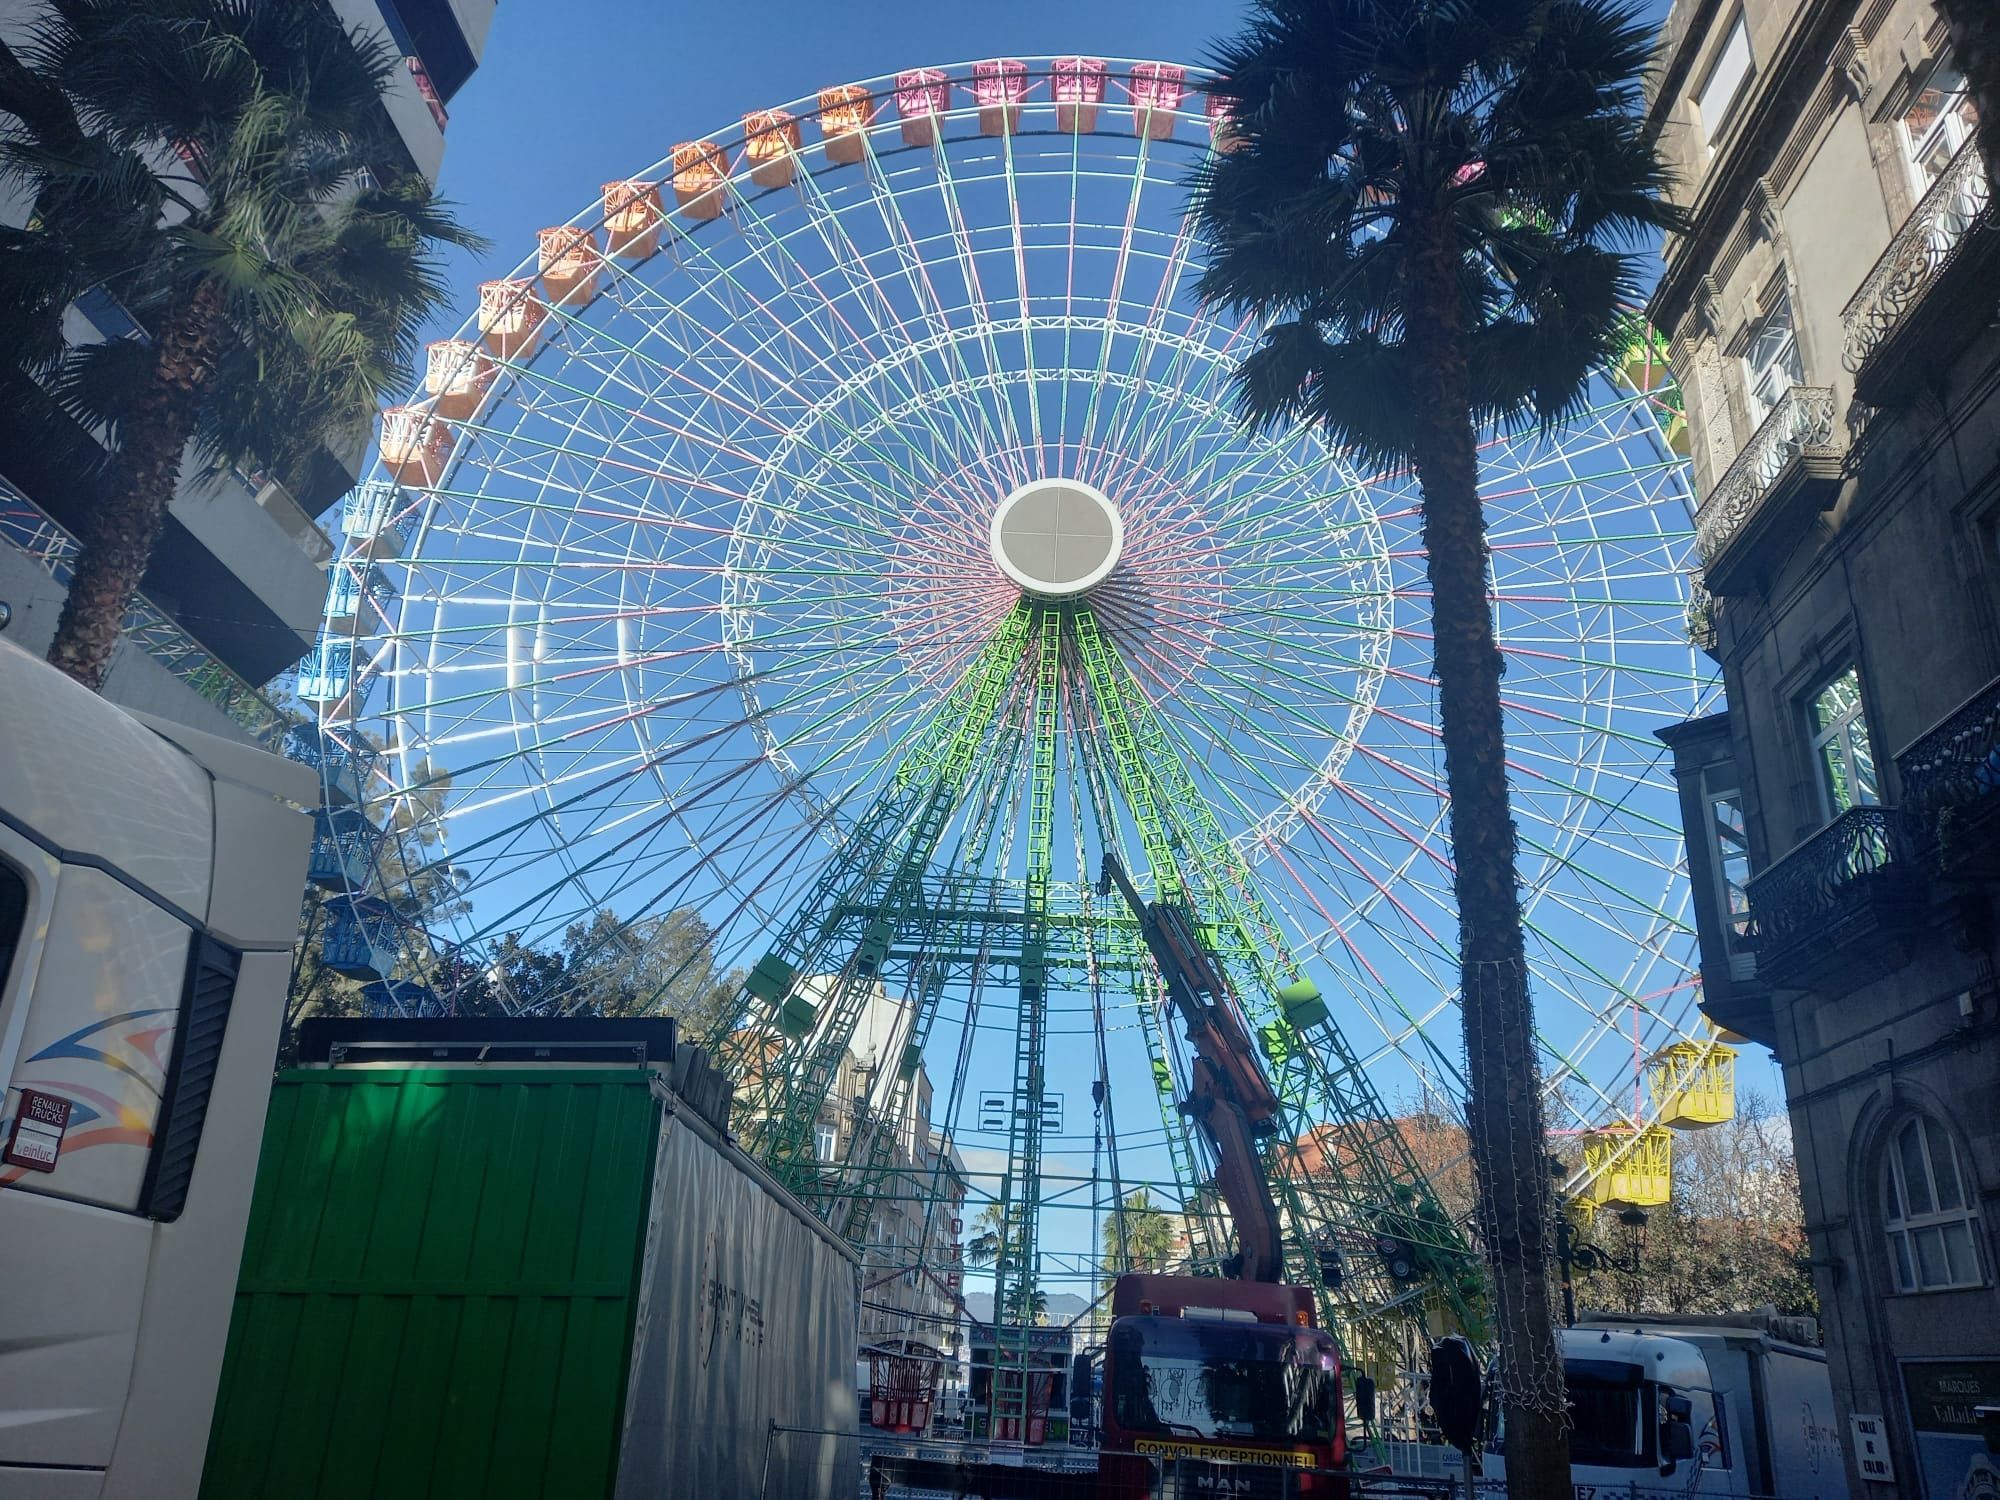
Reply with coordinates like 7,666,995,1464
432,908,742,1030
0,0,482,687
1572,1093,1817,1321
1192,3,1682,1488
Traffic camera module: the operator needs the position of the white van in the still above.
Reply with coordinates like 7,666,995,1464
0,638,313,1498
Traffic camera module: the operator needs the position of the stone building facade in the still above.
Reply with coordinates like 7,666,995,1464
812,985,969,1356
1646,0,2000,1492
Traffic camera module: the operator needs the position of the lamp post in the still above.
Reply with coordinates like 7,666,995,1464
1550,1156,1648,1324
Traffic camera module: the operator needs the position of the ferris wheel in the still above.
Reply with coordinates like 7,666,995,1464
300,57,1720,1326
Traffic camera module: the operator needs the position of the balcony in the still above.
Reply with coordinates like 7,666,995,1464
1843,138,2000,407
0,475,291,745
1693,386,1844,596
1897,672,2000,881
1745,806,1925,994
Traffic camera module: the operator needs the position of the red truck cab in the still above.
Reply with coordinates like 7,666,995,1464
1096,1273,1345,1497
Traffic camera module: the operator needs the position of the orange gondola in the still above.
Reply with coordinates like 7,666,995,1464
476,278,547,359
602,180,663,259
379,406,453,489
672,140,728,221
818,84,875,166
423,339,494,421
537,226,600,306
744,109,801,189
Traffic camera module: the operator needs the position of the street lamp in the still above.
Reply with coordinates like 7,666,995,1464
1549,1156,1648,1325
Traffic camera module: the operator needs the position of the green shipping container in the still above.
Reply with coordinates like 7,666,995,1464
201,1069,657,1500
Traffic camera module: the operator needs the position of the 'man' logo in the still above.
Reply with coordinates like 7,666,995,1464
1194,1477,1253,1495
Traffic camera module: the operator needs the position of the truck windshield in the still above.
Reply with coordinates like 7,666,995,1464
1566,1359,1650,1468
1108,1317,1336,1444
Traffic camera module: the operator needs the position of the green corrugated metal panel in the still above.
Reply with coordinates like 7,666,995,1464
201,1069,659,1500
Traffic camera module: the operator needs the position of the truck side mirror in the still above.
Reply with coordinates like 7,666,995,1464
1354,1373,1377,1427
1660,1418,1696,1471
1069,1354,1093,1425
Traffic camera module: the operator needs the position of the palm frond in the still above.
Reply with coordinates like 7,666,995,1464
1192,0,1680,465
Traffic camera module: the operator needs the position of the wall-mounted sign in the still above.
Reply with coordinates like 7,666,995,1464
4,1089,72,1172
1902,1359,2000,1499
1848,1413,1894,1484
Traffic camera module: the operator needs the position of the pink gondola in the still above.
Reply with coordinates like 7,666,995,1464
1131,62,1186,140
973,59,1028,136
895,68,950,147
1054,57,1107,133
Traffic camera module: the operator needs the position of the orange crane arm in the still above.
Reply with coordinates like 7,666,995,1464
1098,854,1286,1283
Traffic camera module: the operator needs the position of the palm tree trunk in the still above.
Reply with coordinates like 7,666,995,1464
46,280,226,690
1936,0,2000,192
1403,211,1571,1496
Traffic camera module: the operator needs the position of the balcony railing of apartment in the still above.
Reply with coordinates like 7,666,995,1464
1692,385,1840,586
1842,137,1994,383
1896,670,2000,878
1744,804,1924,991
0,477,292,746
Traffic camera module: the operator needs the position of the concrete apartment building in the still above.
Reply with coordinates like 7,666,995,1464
0,0,494,741
1646,0,2000,1491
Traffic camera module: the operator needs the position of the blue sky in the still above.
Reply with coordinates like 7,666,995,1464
426,0,1232,321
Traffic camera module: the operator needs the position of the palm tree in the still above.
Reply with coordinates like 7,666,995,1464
1100,1186,1179,1289
1192,2,1682,1491
0,0,482,689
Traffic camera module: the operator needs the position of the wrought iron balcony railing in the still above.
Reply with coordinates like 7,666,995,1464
1843,138,1994,375
1685,568,1717,653
1693,385,1837,569
1745,804,1911,958
1897,672,2000,828
0,474,291,745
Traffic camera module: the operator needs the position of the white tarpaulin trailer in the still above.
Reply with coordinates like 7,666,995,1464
616,1096,860,1499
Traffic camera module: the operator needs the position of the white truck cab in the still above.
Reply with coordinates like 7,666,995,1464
1557,1316,1850,1499
1462,1314,1850,1498
0,639,314,1498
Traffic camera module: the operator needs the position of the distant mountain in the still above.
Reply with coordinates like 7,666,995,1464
963,1290,1093,1327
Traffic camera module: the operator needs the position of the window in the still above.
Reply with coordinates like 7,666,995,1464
1694,15,1754,146
1901,66,1980,195
0,861,25,997
1884,1116,1985,1292
1699,767,1753,971
1742,291,1803,427
1807,667,1879,820
815,1122,839,1161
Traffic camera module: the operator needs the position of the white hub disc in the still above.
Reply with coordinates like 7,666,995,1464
988,478,1124,597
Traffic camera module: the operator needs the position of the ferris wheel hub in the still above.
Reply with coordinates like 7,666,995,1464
988,478,1124,598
